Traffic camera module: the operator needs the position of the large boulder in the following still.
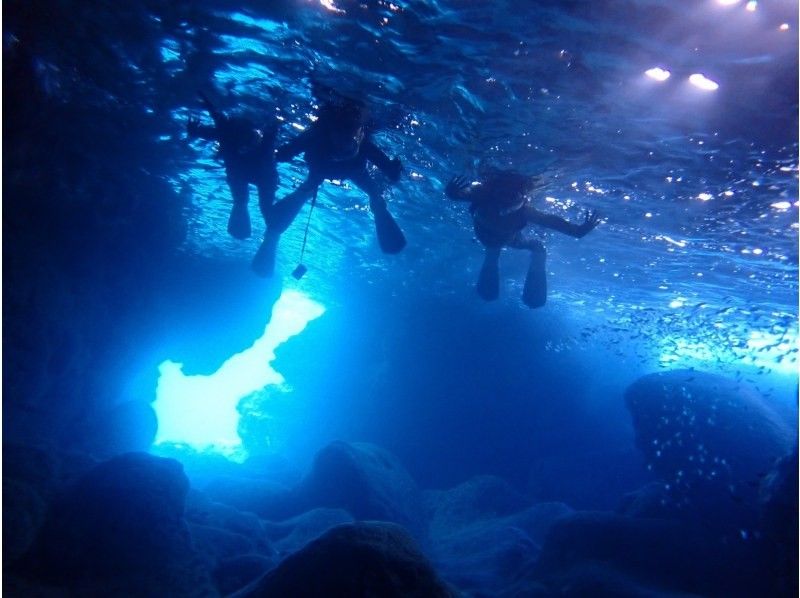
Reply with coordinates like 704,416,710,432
426,475,529,538
213,554,273,596
2,444,96,568
203,475,296,520
232,521,453,597
758,449,799,597
186,489,274,556
298,441,425,533
26,452,214,596
87,399,158,457
425,476,571,596
3,478,47,565
624,370,792,518
534,510,752,596
264,507,355,557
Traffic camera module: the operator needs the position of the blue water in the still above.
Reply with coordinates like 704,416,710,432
156,0,799,465
3,0,798,596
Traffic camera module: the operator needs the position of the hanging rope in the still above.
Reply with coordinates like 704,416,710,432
298,188,318,263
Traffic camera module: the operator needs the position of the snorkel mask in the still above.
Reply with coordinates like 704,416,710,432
330,123,365,161
319,98,369,161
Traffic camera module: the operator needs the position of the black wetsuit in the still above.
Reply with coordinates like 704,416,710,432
192,116,278,232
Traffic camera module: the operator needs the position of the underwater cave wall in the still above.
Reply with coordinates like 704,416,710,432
3,1,196,453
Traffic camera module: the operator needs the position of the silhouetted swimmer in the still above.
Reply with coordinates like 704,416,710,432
187,91,278,240
251,95,405,277
445,170,599,308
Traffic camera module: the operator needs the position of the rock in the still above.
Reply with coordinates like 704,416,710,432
538,561,705,597
231,521,453,597
204,475,296,520
502,502,574,545
89,399,158,456
624,370,792,522
28,452,214,596
534,511,735,596
426,475,528,538
425,477,571,596
2,478,47,564
432,522,539,594
2,444,59,494
299,441,424,533
186,489,273,556
213,554,273,596
618,482,675,519
190,523,256,564
758,449,798,597
264,508,355,557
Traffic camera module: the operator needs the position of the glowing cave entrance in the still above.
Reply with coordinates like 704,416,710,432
152,289,325,461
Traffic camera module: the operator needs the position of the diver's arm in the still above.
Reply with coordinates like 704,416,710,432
276,129,313,162
198,91,226,126
262,121,278,142
444,175,475,201
259,121,279,153
526,206,600,238
363,140,401,181
187,117,218,140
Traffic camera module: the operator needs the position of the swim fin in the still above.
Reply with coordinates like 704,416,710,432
228,203,252,240
522,248,546,308
252,233,278,278
373,209,406,254
476,248,500,301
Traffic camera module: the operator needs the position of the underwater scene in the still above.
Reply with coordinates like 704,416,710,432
3,0,798,596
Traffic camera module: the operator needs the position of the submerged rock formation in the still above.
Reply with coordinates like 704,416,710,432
624,370,792,528
232,522,454,598
24,452,214,597
299,441,425,533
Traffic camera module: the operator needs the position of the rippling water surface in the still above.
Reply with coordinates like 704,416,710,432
11,0,797,377
173,0,799,376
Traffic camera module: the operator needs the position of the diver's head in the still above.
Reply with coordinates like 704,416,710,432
483,169,539,199
319,99,369,160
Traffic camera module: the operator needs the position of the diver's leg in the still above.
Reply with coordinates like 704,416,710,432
511,236,547,308
226,174,252,240
256,170,278,226
265,175,319,233
351,171,406,254
252,176,320,278
476,246,501,301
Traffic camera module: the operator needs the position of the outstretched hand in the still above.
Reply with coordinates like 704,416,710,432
386,158,402,182
187,116,201,137
577,209,601,237
445,175,472,200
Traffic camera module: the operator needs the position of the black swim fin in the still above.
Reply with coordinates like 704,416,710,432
522,249,546,308
476,249,500,301
374,209,406,254
228,203,252,240
252,233,278,278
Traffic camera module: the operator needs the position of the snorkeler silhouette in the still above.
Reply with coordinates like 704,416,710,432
251,91,405,277
187,91,278,240
445,170,600,308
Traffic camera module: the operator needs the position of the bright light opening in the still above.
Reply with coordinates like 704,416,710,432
745,1,757,11
645,67,671,81
152,289,325,461
779,23,790,31
689,73,719,91
717,0,740,6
